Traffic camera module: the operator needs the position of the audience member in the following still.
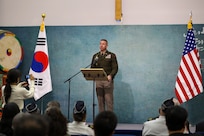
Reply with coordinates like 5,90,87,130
142,97,180,136
47,100,61,109
94,111,118,136
44,106,68,136
1,68,35,111
67,100,94,135
165,105,201,136
12,112,29,129
195,120,204,135
13,113,48,136
0,102,20,136
25,102,40,114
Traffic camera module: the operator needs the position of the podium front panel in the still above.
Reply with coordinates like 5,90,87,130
80,68,108,81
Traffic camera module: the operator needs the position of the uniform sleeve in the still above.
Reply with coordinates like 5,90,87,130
91,54,97,68
91,53,99,68
110,53,118,79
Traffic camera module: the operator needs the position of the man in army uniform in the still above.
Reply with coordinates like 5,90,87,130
91,39,118,112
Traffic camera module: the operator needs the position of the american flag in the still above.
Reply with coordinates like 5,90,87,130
175,28,203,103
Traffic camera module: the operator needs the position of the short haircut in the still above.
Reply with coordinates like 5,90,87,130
165,106,188,131
13,114,48,136
94,111,117,136
100,39,108,45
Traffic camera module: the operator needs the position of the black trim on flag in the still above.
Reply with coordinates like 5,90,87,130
37,38,46,46
35,78,43,86
36,43,45,46
38,38,46,40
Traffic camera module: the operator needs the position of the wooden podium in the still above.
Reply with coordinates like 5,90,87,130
81,68,108,81
80,68,108,120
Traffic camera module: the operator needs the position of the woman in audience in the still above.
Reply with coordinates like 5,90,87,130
46,100,61,109
44,106,68,136
67,100,94,135
1,68,35,111
0,102,20,136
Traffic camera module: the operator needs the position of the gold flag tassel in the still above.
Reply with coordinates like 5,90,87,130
40,13,46,32
187,12,193,30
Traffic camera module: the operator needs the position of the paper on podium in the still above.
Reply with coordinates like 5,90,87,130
80,68,108,81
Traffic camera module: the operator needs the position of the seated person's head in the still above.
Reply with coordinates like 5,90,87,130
160,97,180,115
0,102,20,136
6,68,21,84
1,102,20,120
94,111,118,136
73,101,86,122
44,106,67,136
165,106,188,134
47,100,61,109
12,112,29,129
13,114,48,136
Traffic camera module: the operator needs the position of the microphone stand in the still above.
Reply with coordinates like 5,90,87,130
64,63,91,122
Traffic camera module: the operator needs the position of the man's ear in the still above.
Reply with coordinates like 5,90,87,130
159,108,161,114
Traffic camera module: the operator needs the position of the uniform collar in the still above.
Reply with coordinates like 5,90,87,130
100,50,109,55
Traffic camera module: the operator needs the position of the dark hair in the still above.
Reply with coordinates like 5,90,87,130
4,68,21,103
13,114,48,136
94,111,118,136
100,39,108,45
0,102,20,136
73,113,86,122
47,100,61,109
44,107,68,136
161,98,175,113
165,106,188,131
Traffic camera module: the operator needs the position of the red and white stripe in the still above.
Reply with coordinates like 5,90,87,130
175,48,203,103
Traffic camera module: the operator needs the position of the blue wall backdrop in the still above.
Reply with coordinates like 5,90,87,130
0,25,204,125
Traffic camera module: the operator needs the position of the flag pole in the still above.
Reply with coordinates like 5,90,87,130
29,12,52,109
41,13,46,32
40,13,46,114
175,12,203,103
